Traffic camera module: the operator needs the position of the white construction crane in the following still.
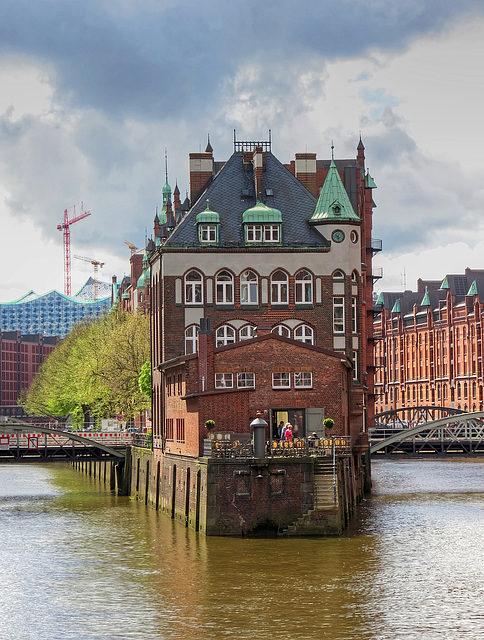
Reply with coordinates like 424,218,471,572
74,255,105,300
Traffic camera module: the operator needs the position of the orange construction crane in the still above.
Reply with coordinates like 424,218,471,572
124,240,138,255
74,255,105,300
57,203,91,297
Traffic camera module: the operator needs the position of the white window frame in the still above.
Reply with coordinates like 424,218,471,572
237,372,255,388
240,270,258,304
333,297,345,333
271,270,289,305
353,350,358,380
352,297,357,333
246,225,263,242
216,324,236,347
185,270,203,305
246,224,280,243
199,224,217,243
184,325,198,355
215,373,233,388
294,371,313,388
295,270,313,304
264,225,280,242
272,372,290,389
272,325,291,338
215,270,234,304
239,325,256,340
294,324,314,345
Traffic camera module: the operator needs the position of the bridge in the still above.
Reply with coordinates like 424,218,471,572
370,410,484,456
0,417,131,462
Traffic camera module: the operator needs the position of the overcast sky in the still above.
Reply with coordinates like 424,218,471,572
1,0,484,301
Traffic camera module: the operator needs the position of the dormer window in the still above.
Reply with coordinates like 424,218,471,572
242,201,282,245
200,224,217,243
196,200,220,245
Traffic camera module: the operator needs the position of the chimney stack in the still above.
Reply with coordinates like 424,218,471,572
295,152,317,197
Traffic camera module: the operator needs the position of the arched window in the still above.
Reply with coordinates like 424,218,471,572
457,382,461,399
185,270,203,305
271,270,288,304
239,324,256,340
216,324,236,347
333,269,345,279
185,325,198,355
351,270,359,282
464,382,468,399
240,270,258,304
294,324,314,345
295,270,313,304
272,325,290,338
216,270,234,304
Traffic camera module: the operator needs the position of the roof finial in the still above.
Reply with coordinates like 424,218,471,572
331,141,334,161
206,134,213,153
165,148,168,184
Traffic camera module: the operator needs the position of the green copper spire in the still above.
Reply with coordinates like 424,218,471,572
160,148,171,224
311,145,359,222
391,298,401,314
421,286,431,306
440,276,450,289
467,280,478,296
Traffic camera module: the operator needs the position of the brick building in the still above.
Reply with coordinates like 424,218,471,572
0,331,58,417
374,267,484,415
150,133,379,451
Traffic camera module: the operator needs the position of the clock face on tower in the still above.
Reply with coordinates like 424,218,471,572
332,229,345,243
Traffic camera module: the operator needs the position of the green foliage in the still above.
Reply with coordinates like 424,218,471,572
323,418,334,429
23,309,150,423
205,419,215,430
138,360,152,397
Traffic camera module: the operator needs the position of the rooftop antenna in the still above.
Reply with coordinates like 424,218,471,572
401,266,407,290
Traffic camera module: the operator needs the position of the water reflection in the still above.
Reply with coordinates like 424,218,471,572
0,460,483,639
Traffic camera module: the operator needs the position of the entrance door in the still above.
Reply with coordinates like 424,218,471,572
272,409,306,439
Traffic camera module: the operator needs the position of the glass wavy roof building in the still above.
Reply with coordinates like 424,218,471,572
0,279,112,338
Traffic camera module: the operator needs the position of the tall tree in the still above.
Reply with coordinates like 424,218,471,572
22,309,150,425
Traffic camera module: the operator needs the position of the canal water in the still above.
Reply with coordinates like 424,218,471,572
1,460,483,640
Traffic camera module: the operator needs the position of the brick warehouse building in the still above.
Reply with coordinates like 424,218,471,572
0,332,58,417
374,268,484,415
137,133,379,535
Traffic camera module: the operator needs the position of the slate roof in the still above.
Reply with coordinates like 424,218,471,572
163,152,331,249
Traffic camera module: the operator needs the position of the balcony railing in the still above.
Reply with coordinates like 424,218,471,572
367,238,383,253
370,266,384,280
203,436,351,459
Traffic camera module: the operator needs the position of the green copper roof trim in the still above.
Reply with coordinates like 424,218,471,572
467,280,478,296
391,298,401,314
196,200,220,224
242,200,282,224
365,171,377,189
440,276,450,289
311,155,359,222
376,292,384,305
421,286,431,306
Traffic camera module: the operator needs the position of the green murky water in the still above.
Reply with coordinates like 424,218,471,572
1,459,483,639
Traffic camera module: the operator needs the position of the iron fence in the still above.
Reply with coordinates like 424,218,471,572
203,436,351,459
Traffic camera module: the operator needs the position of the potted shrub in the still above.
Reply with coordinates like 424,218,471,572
323,418,334,433
205,419,215,431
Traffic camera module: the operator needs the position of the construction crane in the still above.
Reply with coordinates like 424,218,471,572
57,203,91,297
124,240,138,255
74,255,105,300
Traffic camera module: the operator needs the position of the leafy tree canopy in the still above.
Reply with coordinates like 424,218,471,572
22,308,150,426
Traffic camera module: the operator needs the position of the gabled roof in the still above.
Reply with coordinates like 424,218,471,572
163,152,330,249
311,157,359,223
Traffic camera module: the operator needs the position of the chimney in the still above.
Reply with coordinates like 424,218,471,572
252,146,264,201
189,144,214,204
295,152,317,197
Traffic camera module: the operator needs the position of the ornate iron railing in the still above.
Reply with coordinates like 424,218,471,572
203,437,351,459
